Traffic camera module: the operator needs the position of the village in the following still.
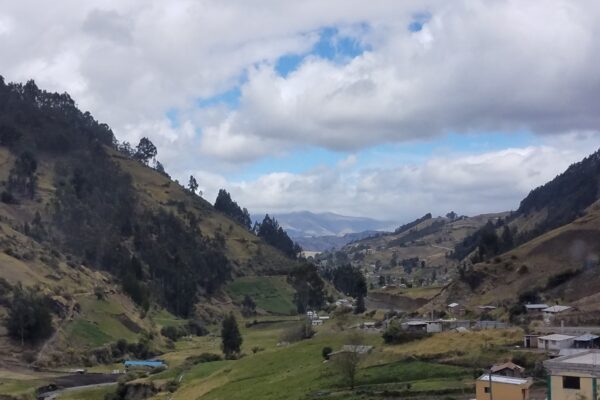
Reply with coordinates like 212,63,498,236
301,298,600,400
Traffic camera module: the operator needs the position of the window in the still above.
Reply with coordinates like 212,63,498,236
563,376,581,389
484,387,490,393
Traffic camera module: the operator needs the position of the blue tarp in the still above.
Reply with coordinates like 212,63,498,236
123,360,166,368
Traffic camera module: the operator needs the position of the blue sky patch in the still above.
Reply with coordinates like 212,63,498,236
196,86,242,109
408,12,431,32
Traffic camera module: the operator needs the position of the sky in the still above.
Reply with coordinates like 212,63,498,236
1,0,599,221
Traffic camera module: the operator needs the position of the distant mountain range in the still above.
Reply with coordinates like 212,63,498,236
254,211,396,238
252,211,397,251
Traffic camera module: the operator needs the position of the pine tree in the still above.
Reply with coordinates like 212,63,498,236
221,313,242,358
188,175,199,194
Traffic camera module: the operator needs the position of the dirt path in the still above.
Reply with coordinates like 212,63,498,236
38,381,117,399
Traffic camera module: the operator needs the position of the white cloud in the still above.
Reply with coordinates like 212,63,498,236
200,1,600,159
211,134,599,220
1,1,600,218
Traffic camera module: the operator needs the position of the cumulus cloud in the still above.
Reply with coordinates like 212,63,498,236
1,1,599,218
212,134,599,220
200,1,600,159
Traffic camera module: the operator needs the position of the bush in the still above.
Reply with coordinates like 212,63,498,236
185,353,222,365
160,325,187,341
1,191,17,204
322,346,333,360
280,320,315,343
6,285,53,345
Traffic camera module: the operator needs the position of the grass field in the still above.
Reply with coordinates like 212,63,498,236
64,296,141,348
70,313,526,400
225,276,296,315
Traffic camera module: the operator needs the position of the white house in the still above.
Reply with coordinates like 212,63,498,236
311,319,323,326
537,334,576,351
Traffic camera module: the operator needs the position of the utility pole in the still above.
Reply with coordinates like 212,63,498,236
489,368,493,400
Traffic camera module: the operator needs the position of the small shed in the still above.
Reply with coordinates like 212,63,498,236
523,334,539,348
573,333,600,349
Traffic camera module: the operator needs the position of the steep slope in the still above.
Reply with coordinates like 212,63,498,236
424,149,600,316
428,201,600,314
0,78,298,366
321,212,507,288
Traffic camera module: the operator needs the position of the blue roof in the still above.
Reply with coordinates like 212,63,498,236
123,360,165,368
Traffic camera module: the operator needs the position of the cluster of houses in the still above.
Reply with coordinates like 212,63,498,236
525,303,572,325
306,310,330,326
475,350,600,400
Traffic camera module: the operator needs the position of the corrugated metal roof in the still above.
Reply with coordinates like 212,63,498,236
478,374,531,385
543,305,571,313
574,333,600,341
124,360,166,367
525,304,548,309
538,334,576,341
491,362,525,373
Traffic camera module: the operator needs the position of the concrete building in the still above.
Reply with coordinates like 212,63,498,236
544,349,600,400
538,334,576,351
475,374,533,400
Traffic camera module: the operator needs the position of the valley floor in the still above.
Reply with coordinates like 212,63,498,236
2,314,547,400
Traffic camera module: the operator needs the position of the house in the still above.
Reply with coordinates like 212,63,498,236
490,361,526,378
311,319,323,326
475,374,533,400
124,360,166,370
523,334,540,348
448,302,466,316
477,305,497,313
525,304,549,314
537,334,576,351
573,333,599,349
318,315,330,321
543,305,572,323
544,349,600,400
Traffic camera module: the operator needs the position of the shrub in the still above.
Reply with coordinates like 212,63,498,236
280,320,315,343
322,346,333,360
184,353,222,366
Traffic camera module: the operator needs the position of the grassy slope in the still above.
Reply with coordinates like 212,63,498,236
341,213,508,285
0,145,299,367
112,151,295,276
428,201,600,311
224,276,296,315
73,316,527,400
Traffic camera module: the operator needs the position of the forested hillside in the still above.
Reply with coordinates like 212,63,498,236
0,77,301,365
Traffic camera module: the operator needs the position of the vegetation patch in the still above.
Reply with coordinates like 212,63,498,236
225,276,296,315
